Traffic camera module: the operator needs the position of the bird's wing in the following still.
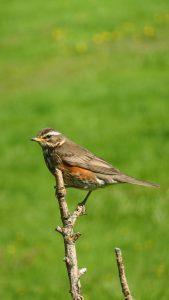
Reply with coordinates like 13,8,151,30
56,139,159,189
57,139,121,175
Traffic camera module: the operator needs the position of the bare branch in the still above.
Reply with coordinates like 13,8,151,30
115,248,133,300
55,169,86,300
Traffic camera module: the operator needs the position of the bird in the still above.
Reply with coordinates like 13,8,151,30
31,128,159,204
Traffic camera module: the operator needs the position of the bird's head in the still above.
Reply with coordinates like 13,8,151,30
31,128,65,148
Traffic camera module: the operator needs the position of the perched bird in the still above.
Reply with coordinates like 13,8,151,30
31,128,159,203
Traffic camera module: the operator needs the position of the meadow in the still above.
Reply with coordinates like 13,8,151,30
0,0,169,299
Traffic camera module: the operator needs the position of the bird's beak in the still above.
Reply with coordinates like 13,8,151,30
31,137,44,143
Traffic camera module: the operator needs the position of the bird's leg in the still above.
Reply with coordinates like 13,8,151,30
79,191,92,207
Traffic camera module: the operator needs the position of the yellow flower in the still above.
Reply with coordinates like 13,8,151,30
93,31,112,44
52,28,66,41
143,25,156,38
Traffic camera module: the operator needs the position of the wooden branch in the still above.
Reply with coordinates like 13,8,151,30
115,248,133,300
55,169,86,300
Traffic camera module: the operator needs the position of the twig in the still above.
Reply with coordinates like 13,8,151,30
55,169,87,300
115,248,133,300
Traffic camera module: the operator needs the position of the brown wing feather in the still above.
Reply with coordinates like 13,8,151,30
56,138,159,188
57,139,121,175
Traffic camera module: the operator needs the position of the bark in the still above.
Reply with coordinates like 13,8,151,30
115,248,133,300
55,169,86,300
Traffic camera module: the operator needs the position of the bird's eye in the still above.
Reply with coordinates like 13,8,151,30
46,134,52,139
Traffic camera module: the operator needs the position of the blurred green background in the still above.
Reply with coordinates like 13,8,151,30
0,0,169,299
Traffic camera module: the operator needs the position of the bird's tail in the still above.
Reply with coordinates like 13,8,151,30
114,174,160,188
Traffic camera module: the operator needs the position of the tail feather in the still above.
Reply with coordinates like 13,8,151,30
114,174,160,188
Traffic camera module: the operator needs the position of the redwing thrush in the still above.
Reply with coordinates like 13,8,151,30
31,128,159,203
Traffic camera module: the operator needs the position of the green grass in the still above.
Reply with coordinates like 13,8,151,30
0,1,169,299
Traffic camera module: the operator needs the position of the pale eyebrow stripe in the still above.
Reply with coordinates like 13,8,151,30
43,131,61,137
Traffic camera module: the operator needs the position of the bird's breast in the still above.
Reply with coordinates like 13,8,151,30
43,148,59,174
